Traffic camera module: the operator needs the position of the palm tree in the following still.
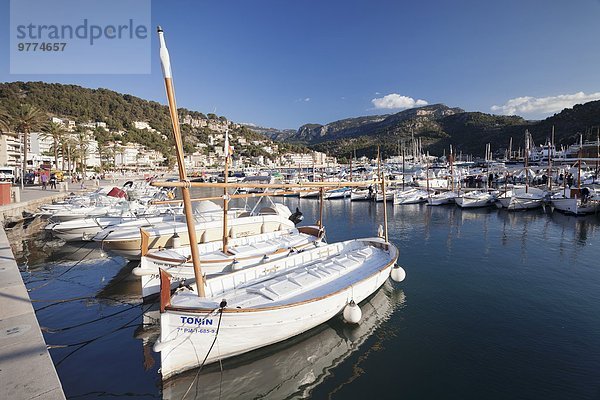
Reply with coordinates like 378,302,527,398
7,104,47,180
73,127,91,178
40,121,66,170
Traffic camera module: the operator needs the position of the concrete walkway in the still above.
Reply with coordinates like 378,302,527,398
0,227,66,399
0,179,124,398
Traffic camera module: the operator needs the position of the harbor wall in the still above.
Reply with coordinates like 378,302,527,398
0,226,66,399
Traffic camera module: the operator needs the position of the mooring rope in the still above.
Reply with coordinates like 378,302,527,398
181,300,227,400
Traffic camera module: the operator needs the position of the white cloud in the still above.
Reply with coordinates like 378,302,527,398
371,93,428,110
304,97,310,102
491,91,600,115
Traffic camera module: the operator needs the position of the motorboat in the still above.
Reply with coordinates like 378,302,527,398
95,202,298,260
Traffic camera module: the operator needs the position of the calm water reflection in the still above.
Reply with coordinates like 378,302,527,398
11,196,600,399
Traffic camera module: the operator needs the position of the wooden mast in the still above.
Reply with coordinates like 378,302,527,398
157,26,205,297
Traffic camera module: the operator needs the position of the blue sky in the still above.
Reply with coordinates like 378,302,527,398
2,0,600,129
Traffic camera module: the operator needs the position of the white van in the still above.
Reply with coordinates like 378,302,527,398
0,167,16,183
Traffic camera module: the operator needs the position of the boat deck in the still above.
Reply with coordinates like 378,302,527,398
170,240,393,310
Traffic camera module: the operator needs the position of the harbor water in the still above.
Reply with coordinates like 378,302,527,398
10,196,600,399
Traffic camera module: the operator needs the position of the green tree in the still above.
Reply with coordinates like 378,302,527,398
41,121,67,170
7,104,47,179
73,127,91,177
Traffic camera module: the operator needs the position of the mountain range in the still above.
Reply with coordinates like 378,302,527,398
263,102,600,160
2,81,599,162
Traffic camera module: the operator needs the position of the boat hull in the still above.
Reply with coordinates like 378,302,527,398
156,238,399,379
551,198,599,215
159,264,393,379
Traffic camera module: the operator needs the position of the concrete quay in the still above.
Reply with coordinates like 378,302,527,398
0,181,116,399
0,226,66,399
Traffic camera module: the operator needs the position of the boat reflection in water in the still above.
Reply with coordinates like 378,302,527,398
159,281,405,399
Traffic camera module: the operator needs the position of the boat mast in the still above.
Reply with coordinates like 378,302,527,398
450,144,454,192
157,26,205,297
378,146,389,242
222,129,231,254
525,130,529,194
548,126,554,191
594,126,600,183
577,134,582,190
349,150,353,183
426,151,430,194
402,141,406,191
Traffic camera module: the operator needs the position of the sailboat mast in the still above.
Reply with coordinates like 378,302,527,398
222,129,230,254
378,146,389,242
450,144,454,192
157,26,205,297
349,151,352,182
548,126,554,191
525,130,529,194
402,142,406,191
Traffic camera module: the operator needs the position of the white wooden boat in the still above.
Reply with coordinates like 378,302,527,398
496,187,545,210
350,188,373,201
154,237,399,379
299,190,320,199
161,280,401,398
427,191,458,206
134,226,323,298
393,188,429,205
455,191,496,208
550,187,599,215
324,187,350,199
95,203,296,260
374,191,394,202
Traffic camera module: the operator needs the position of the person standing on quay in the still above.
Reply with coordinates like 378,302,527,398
49,173,57,190
40,172,48,190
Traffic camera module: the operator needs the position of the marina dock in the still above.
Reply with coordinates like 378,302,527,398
0,181,119,399
0,225,66,400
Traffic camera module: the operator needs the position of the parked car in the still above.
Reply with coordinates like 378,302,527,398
24,172,35,185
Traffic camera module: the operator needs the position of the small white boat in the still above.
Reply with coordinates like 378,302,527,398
324,187,350,199
393,188,429,205
374,191,394,202
427,191,458,206
134,226,323,298
496,187,545,210
161,280,401,399
154,237,400,379
299,190,320,199
455,191,496,208
350,188,373,201
550,187,599,215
